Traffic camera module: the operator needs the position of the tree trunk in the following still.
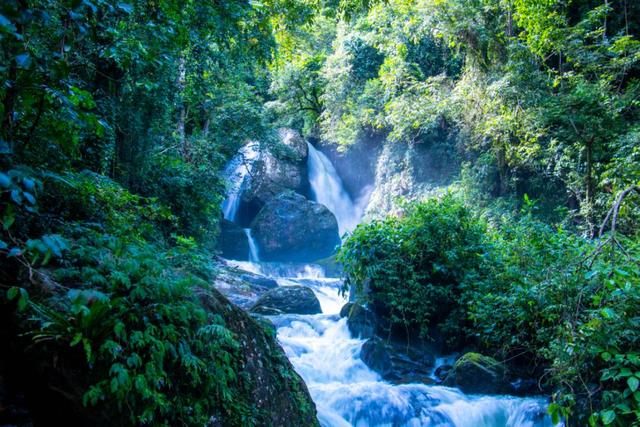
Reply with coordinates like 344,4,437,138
177,55,189,161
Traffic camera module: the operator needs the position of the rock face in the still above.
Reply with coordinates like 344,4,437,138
241,128,309,218
250,285,322,315
219,219,250,260
213,261,278,309
360,338,436,384
198,286,320,426
443,352,512,395
365,138,457,219
251,191,340,262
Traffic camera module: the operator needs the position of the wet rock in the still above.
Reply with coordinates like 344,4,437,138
434,364,453,383
360,338,436,384
278,127,308,161
241,129,309,219
340,303,377,339
443,352,512,394
213,262,278,309
219,219,249,260
197,286,320,426
250,285,322,315
251,191,340,262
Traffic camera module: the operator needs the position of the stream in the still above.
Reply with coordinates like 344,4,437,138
222,141,558,427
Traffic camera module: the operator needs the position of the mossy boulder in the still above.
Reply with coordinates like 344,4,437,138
198,286,320,426
241,129,310,219
250,285,322,315
444,352,512,395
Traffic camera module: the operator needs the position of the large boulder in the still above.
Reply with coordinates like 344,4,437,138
219,219,250,260
360,338,436,384
251,191,340,262
443,352,512,394
241,129,309,220
250,285,322,315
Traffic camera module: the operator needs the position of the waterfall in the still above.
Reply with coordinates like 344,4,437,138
219,137,558,427
221,141,260,221
244,228,260,262
307,143,367,235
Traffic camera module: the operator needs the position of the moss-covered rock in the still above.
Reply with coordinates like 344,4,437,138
444,352,512,395
198,287,320,427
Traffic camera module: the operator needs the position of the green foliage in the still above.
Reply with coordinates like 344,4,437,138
35,228,243,426
341,190,640,425
338,194,486,346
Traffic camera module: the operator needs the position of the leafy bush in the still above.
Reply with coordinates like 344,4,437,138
341,191,640,425
338,194,487,347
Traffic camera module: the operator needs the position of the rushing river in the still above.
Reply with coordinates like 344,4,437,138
222,140,559,426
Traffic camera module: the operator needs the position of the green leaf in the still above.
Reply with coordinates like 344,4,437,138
0,172,10,188
628,376,639,392
7,287,19,301
15,53,32,69
601,410,616,425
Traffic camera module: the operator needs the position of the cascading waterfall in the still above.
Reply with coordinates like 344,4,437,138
244,228,260,262
221,141,260,221
219,138,559,427
307,142,369,235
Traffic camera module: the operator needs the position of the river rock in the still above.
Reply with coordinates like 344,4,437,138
250,285,322,315
340,303,377,339
213,261,278,309
241,129,309,220
219,219,250,260
251,191,340,262
360,338,436,384
443,352,512,394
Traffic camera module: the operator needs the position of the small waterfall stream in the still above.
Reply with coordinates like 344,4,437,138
244,228,260,262
221,141,260,221
220,139,558,426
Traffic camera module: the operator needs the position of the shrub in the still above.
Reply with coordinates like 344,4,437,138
338,193,487,347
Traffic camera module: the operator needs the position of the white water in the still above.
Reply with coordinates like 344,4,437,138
244,228,260,262
307,143,370,235
269,268,557,427
221,141,260,221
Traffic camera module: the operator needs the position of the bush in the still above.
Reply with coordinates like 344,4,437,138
338,193,487,347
